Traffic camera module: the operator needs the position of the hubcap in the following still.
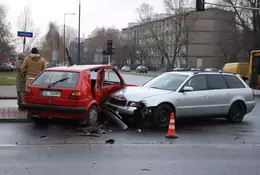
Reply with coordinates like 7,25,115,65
232,105,241,119
89,108,98,125
159,110,168,123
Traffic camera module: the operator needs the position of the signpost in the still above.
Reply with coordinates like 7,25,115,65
17,31,33,52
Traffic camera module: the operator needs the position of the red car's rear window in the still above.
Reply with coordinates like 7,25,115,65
32,71,80,88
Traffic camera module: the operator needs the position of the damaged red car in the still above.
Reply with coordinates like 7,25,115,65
23,65,132,126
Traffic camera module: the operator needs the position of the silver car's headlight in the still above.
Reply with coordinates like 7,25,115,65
129,101,140,107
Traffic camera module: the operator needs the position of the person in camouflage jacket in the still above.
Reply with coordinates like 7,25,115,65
15,53,26,110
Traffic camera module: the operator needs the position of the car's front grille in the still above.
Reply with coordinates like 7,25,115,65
110,98,127,106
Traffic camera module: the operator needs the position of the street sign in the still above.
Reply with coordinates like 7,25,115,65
17,31,33,38
0,48,2,53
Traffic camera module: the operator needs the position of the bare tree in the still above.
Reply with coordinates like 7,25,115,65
0,5,14,61
136,0,193,69
87,27,123,64
218,0,260,50
17,5,40,52
217,23,246,63
62,26,77,47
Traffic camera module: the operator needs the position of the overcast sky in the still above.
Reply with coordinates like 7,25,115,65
3,0,165,37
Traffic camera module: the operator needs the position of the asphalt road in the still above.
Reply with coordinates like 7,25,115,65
0,98,260,175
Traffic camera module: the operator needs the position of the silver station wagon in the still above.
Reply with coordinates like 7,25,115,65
104,71,256,128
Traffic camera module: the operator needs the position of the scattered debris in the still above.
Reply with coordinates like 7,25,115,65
140,168,151,171
106,139,115,144
39,135,47,139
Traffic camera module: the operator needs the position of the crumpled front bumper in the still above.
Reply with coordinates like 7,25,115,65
104,101,138,116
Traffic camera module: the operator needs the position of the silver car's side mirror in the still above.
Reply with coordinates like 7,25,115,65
182,86,193,92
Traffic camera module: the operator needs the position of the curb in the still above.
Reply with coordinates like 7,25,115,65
0,118,32,123
0,97,17,99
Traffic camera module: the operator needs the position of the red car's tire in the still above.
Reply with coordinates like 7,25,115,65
79,105,99,126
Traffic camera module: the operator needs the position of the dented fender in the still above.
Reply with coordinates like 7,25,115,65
86,100,99,112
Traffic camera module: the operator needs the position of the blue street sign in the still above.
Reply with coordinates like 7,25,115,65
0,48,2,53
17,31,33,38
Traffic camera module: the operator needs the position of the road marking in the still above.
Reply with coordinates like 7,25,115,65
0,143,260,148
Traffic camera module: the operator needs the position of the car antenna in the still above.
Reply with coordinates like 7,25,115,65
65,48,74,66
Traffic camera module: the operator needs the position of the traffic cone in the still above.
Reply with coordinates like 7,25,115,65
165,113,178,139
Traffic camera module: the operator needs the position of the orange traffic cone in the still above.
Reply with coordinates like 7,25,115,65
165,113,178,139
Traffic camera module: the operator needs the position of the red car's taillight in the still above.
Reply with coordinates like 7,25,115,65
25,87,32,96
70,91,82,100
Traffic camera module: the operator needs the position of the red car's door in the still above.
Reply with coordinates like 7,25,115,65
101,68,125,99
93,68,104,104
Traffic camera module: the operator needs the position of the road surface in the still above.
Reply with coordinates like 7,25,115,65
0,97,260,175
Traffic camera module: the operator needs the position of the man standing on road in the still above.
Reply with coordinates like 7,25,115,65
15,53,26,110
21,47,47,86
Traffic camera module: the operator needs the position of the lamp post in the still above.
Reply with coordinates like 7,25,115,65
78,0,81,65
64,13,76,65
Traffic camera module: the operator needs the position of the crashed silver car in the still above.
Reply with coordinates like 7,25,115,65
104,71,256,128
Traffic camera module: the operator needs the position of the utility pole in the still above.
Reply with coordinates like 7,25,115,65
23,37,26,52
63,15,66,66
78,0,81,65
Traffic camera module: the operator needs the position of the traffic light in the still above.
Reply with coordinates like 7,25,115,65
196,0,205,11
102,50,107,55
107,40,115,55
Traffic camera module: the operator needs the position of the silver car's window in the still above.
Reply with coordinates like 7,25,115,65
184,75,207,91
143,73,188,91
223,75,245,88
206,74,227,89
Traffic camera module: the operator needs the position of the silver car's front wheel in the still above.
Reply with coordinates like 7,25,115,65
152,104,173,128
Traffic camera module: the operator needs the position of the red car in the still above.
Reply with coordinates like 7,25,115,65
23,64,134,125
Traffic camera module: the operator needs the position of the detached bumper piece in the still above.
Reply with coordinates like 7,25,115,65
22,102,86,114
102,108,128,130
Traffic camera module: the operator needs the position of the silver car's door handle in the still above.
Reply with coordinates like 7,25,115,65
204,95,207,97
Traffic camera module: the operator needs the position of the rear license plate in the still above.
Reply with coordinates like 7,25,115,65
41,90,61,97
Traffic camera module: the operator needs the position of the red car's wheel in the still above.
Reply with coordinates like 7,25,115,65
79,105,99,126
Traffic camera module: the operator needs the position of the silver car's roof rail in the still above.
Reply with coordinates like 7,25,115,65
194,71,237,75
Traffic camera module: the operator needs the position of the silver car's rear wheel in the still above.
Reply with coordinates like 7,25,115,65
227,101,246,123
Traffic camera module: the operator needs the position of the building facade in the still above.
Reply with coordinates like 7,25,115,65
121,8,236,69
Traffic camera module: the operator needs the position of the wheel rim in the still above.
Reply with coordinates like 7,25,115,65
89,108,98,125
158,110,169,124
231,104,242,119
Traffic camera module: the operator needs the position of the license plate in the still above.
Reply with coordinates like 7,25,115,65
41,90,61,97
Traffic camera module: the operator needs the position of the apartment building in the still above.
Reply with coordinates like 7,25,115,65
121,8,236,69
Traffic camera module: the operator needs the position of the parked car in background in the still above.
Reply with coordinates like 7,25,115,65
172,67,187,71
136,65,148,73
105,71,255,128
22,64,135,125
189,68,202,71
0,62,15,72
204,68,218,72
121,66,131,72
